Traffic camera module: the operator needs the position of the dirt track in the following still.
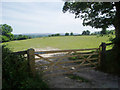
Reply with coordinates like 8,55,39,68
45,68,120,88
35,47,120,88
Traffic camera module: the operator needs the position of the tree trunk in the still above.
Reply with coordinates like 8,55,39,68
113,2,120,75
114,2,120,38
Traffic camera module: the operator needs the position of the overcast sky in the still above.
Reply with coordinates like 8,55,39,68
1,0,114,34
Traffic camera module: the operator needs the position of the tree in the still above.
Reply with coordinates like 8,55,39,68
1,24,13,35
82,31,86,35
63,2,120,38
0,24,14,42
70,32,74,36
16,34,30,40
82,30,90,35
2,35,10,42
86,30,90,35
91,31,101,35
101,27,107,35
106,30,114,35
65,32,69,36
48,33,60,37
63,2,120,73
55,33,60,36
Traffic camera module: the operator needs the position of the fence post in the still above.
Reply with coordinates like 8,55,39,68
100,42,106,69
27,48,36,76
98,47,101,66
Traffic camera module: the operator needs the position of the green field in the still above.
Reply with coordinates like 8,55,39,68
3,35,114,52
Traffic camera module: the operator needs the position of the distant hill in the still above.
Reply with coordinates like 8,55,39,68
14,33,52,38
14,33,80,38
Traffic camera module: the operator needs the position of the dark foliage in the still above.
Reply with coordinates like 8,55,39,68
48,33,60,37
65,32,69,36
63,2,116,29
99,49,120,76
70,32,74,36
2,45,49,89
82,30,90,35
14,34,31,40
98,37,120,76
0,24,14,42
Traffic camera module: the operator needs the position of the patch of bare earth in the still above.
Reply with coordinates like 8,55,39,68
34,47,120,88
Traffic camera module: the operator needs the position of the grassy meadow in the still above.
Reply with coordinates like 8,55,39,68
3,35,114,52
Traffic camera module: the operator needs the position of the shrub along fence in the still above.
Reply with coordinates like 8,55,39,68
13,49,35,76
3,45,49,88
13,42,113,77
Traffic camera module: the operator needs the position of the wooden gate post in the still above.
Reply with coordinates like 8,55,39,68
27,48,36,76
100,42,106,69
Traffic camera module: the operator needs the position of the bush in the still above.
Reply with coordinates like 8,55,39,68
2,35,10,42
2,45,49,89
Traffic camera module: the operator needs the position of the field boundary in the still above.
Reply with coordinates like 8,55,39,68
13,42,113,77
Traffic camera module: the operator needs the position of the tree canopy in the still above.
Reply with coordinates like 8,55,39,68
0,24,14,42
0,24,31,42
1,24,13,35
82,30,90,35
65,32,69,36
63,2,120,73
70,32,74,36
62,2,120,38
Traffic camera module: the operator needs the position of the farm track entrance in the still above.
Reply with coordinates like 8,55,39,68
13,42,113,78
34,48,100,77
13,42,118,88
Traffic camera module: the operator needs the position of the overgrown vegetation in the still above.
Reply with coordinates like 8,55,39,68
2,45,49,89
